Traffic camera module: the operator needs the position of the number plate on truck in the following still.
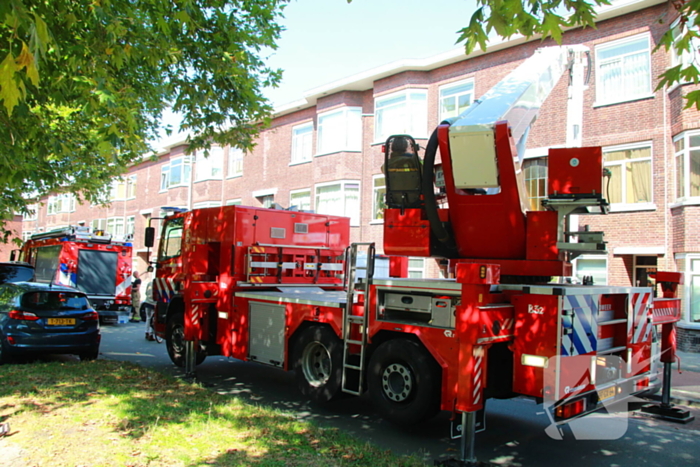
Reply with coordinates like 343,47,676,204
47,318,75,326
598,386,616,402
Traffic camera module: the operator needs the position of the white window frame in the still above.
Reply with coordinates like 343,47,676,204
595,33,652,106
22,231,33,242
195,146,224,182
111,175,137,201
192,201,222,209
47,193,75,215
126,216,135,236
374,89,428,143
317,106,362,155
227,147,244,178
438,78,475,121
160,156,192,191
291,121,313,165
225,198,242,206
371,175,386,223
603,141,654,211
670,16,700,74
314,180,360,227
91,218,106,232
408,257,425,279
106,216,125,237
673,130,700,203
679,253,700,329
290,189,311,211
23,204,38,221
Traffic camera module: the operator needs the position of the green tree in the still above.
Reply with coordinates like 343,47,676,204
456,0,700,106
0,0,287,226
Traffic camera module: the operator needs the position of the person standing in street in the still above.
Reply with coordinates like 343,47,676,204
130,271,142,322
143,278,157,340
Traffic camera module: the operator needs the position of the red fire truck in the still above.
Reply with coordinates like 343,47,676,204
145,46,691,464
19,226,134,324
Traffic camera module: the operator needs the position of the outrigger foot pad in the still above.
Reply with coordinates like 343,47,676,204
641,404,695,424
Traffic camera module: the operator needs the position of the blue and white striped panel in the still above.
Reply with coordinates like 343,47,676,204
561,295,598,356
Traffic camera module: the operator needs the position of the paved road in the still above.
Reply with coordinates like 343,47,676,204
100,322,700,466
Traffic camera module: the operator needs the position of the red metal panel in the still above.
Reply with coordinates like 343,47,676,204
525,211,559,261
383,208,430,256
547,147,603,197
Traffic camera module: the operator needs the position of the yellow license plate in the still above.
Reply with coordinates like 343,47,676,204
598,386,616,401
47,318,75,326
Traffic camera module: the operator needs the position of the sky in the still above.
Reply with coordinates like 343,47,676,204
155,0,477,147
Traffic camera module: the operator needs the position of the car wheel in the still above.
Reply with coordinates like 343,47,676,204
79,347,100,361
292,325,344,403
367,338,441,425
166,312,205,367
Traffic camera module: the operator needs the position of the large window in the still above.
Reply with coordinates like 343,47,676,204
679,255,700,325
228,147,244,177
195,146,224,181
317,107,362,155
315,181,360,226
523,157,547,211
603,143,652,207
372,175,386,221
375,90,428,142
595,34,651,105
439,79,474,120
23,204,37,221
111,175,136,201
47,194,75,215
106,217,125,237
159,217,184,260
673,131,700,200
161,157,192,190
291,122,313,164
290,189,311,211
670,17,700,71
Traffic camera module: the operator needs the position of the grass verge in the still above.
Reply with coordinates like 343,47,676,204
0,360,428,467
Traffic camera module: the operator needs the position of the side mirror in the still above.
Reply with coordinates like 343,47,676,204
144,227,155,248
147,265,154,273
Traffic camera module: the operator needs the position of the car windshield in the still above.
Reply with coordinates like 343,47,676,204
0,264,34,284
21,291,89,311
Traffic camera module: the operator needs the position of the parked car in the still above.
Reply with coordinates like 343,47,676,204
0,262,34,284
0,282,101,363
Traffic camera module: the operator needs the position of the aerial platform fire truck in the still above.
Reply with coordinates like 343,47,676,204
18,226,134,324
145,45,691,464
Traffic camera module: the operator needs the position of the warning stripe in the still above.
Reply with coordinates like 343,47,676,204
632,292,651,344
472,353,483,405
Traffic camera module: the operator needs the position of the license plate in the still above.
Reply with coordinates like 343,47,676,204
598,386,616,402
47,318,75,326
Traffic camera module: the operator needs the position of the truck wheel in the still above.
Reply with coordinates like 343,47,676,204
367,338,441,425
166,312,206,368
293,325,343,403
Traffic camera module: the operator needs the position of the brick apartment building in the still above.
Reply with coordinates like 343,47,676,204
11,0,700,351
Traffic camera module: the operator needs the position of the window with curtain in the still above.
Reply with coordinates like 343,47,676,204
317,107,362,155
228,147,244,177
523,157,548,211
315,181,360,226
374,90,428,142
595,34,651,105
111,175,136,200
291,122,313,164
372,175,386,221
195,146,224,181
290,190,311,211
673,131,700,199
603,143,652,206
439,79,474,120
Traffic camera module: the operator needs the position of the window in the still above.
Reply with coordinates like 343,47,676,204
684,257,700,324
670,17,700,71
595,34,651,105
126,216,135,236
91,218,106,232
408,258,425,278
523,158,548,211
439,79,474,120
159,217,184,260
228,147,244,177
259,195,274,208
317,107,362,154
673,131,700,199
106,217,125,236
290,190,311,211
372,175,386,221
634,256,657,288
375,90,428,142
111,175,136,201
22,231,33,242
315,181,360,226
23,204,37,221
160,157,192,190
195,146,224,181
603,143,652,206
574,256,608,285
225,199,242,206
291,122,313,164
193,201,222,209
47,194,75,215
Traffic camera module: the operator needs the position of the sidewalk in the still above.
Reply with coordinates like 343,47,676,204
669,350,700,406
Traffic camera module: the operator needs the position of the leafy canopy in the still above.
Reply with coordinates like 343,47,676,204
456,0,700,108
0,0,287,223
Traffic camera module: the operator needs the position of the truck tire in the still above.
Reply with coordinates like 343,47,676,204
367,338,441,425
292,325,344,403
166,312,206,367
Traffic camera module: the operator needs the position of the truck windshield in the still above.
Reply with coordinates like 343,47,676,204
159,217,184,261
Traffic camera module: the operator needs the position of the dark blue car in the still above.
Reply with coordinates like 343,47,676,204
0,282,101,363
